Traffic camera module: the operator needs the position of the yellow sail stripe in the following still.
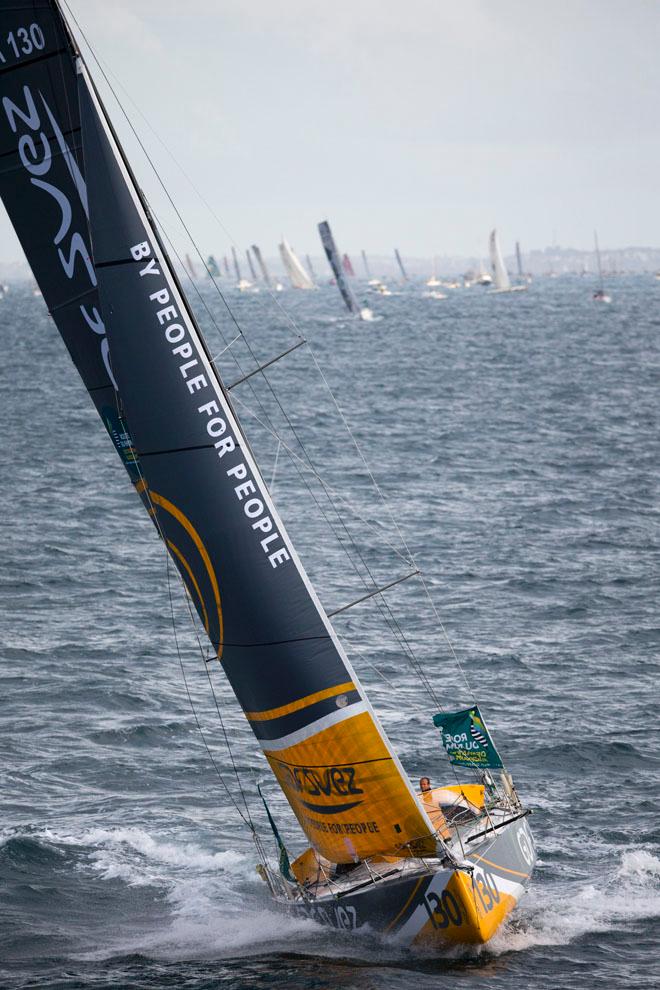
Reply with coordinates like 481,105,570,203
150,490,224,656
245,681,355,722
166,539,209,634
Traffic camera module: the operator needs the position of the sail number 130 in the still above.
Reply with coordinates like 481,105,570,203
0,24,46,63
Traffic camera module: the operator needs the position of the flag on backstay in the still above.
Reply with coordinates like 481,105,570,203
432,706,503,770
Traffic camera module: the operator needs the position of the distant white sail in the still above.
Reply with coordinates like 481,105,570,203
279,239,314,290
489,229,510,290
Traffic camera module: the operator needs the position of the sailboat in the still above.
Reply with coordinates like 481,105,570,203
279,239,314,290
231,246,252,291
593,232,612,303
426,261,442,287
305,254,317,282
0,0,536,950
394,247,409,282
251,244,283,292
515,242,531,285
185,252,198,281
342,253,355,277
207,255,221,279
319,221,373,320
488,230,526,294
246,247,259,286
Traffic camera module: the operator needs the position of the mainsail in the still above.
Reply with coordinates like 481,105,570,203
305,253,316,280
0,0,435,865
489,229,510,290
342,253,355,277
207,254,221,278
515,241,524,279
361,250,372,279
394,248,408,281
278,239,314,289
246,247,258,282
231,245,242,282
251,244,271,287
318,220,362,318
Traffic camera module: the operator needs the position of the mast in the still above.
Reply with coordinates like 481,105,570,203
515,241,524,279
361,250,371,279
0,0,435,865
246,247,258,282
251,244,271,287
394,248,408,281
231,246,242,282
594,231,604,290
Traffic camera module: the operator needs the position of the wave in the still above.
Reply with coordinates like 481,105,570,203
489,848,660,955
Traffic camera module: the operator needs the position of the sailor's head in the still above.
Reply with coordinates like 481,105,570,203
419,776,431,792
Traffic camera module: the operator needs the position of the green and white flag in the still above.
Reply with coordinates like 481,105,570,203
432,705,503,770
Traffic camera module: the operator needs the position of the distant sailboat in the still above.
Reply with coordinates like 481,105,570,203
361,249,371,279
489,230,526,293
231,246,252,291
394,248,408,282
252,244,283,292
223,255,230,276
279,239,314,290
593,232,612,303
515,242,531,284
319,221,372,319
185,252,197,281
342,253,355,277
207,254,221,278
426,256,441,288
305,254,317,282
246,248,259,287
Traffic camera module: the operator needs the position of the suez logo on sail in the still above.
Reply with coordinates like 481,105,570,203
280,763,364,800
129,241,292,569
2,83,117,391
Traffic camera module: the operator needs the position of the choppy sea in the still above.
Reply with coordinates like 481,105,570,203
2,274,659,989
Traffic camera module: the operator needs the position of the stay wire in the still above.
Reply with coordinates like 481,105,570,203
66,0,466,710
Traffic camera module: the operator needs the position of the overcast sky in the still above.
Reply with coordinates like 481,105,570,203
0,0,657,261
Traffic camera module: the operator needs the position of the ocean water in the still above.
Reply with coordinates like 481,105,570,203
1,275,659,989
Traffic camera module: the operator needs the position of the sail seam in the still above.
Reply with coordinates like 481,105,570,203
245,681,355,721
0,47,69,77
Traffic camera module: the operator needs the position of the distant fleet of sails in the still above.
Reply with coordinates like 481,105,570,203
131,223,623,318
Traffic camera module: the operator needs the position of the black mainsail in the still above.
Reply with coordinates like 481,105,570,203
318,220,363,318
0,0,436,865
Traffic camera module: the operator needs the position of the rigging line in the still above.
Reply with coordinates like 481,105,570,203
229,390,441,703
60,1,270,356
67,3,441,701
229,392,412,568
165,550,256,832
65,24,307,336
67,4,417,604
211,332,242,363
306,341,473,697
181,592,257,830
270,439,282,492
